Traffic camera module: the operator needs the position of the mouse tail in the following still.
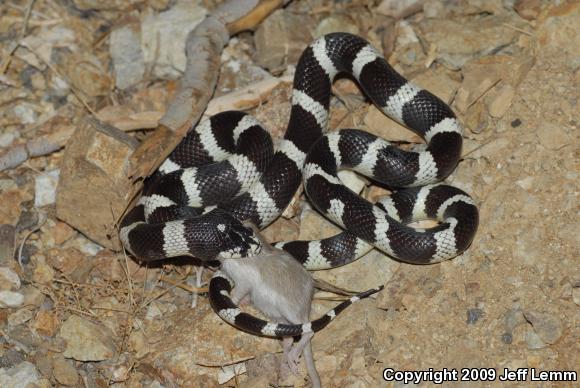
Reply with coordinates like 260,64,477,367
209,270,384,338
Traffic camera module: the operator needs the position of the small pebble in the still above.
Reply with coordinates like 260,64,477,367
0,361,41,387
501,333,513,344
572,286,580,306
0,224,16,263
59,315,116,361
8,307,35,327
466,308,484,324
52,355,79,386
503,308,525,331
0,267,21,290
34,169,60,208
523,310,563,344
510,118,522,127
524,329,546,349
0,290,25,308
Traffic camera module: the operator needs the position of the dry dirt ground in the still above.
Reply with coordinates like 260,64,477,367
0,0,578,387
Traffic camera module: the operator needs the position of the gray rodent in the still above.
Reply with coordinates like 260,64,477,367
214,224,383,387
219,228,322,387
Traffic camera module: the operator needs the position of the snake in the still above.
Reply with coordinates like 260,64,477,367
119,32,479,280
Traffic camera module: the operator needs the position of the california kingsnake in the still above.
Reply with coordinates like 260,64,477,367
120,32,478,270
120,32,479,338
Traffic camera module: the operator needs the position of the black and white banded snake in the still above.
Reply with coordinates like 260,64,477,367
119,32,479,334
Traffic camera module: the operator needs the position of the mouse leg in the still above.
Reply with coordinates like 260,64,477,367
280,337,294,378
230,285,251,306
285,331,313,375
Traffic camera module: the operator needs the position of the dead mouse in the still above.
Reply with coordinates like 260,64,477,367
209,226,383,387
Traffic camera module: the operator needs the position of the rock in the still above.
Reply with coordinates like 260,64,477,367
314,15,359,38
0,267,21,290
315,248,398,293
487,83,515,118
217,361,247,384
12,104,37,125
52,354,79,386
0,361,41,388
455,55,534,114
466,308,484,324
464,100,488,134
7,307,34,327
260,218,300,245
536,121,571,150
0,224,16,263
51,222,75,245
65,53,112,98
145,301,177,321
417,17,519,70
390,21,424,71
128,330,150,358
254,9,315,72
363,105,422,143
21,285,45,307
141,303,278,383
33,352,53,378
59,315,116,361
0,181,33,225
501,333,512,344
0,131,16,147
31,310,60,337
515,176,534,191
298,207,341,242
31,255,54,285
514,0,542,20
522,310,563,345
524,329,546,349
141,1,207,79
377,0,423,18
337,170,366,195
412,67,460,105
34,169,59,207
110,22,145,90
47,248,84,276
56,118,138,250
0,290,24,308
572,284,580,306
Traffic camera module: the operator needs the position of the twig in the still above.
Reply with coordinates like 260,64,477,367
17,212,46,269
122,250,135,308
195,356,255,368
502,23,534,37
21,0,36,36
464,78,502,112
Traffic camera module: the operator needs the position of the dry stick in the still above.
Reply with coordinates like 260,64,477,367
502,23,534,36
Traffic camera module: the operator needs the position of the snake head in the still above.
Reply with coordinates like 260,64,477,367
211,212,262,259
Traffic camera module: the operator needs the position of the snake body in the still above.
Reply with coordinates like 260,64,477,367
119,33,478,268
